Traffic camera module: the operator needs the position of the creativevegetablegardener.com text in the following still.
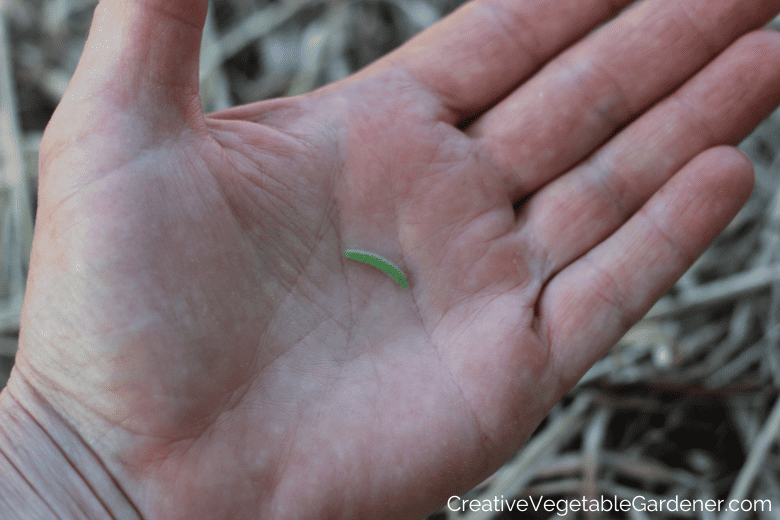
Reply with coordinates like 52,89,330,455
447,495,771,517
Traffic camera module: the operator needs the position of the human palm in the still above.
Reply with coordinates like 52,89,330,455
6,0,780,518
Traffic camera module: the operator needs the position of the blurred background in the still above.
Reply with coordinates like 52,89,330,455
2,0,780,518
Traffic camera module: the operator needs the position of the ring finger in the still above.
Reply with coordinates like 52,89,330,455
516,30,780,283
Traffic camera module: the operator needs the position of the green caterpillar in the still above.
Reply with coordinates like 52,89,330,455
343,250,408,288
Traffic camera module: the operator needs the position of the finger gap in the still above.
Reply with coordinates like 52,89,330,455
513,192,534,217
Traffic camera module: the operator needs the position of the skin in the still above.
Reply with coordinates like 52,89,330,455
2,0,780,518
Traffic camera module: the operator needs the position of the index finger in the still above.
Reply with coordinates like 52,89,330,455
360,0,780,126
358,0,635,123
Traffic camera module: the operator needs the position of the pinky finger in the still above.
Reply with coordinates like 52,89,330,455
539,146,754,387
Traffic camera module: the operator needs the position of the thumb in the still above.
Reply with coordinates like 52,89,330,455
63,0,208,126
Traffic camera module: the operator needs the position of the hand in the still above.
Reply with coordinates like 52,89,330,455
5,0,780,518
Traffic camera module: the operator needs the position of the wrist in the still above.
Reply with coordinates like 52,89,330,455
0,370,142,519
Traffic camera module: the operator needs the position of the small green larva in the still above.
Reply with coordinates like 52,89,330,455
343,250,408,288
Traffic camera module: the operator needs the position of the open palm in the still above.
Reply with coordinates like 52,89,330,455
7,0,780,518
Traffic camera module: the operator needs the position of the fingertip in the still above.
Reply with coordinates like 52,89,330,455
695,145,755,205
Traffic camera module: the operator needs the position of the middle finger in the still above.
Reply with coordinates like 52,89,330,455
467,0,780,198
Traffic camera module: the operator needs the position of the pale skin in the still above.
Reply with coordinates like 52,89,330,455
1,0,780,518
